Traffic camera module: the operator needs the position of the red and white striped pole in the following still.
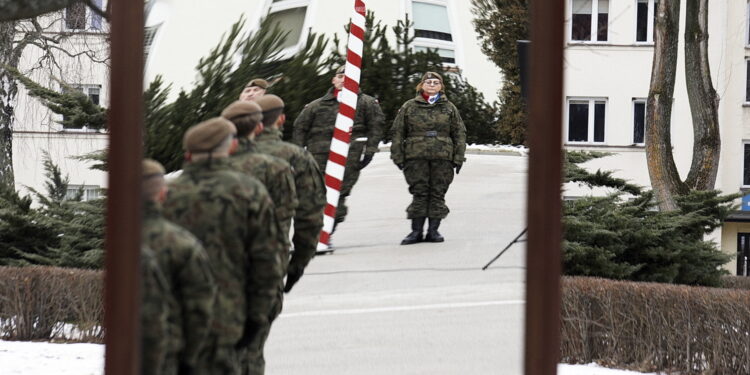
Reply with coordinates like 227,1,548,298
317,0,366,251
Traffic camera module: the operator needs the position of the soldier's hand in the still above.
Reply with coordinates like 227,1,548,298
454,163,462,174
358,153,374,170
284,269,304,293
396,163,404,171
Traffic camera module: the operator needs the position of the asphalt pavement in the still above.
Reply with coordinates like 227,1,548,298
265,152,528,374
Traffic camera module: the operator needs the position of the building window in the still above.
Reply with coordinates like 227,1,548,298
144,25,160,62
635,0,659,43
744,142,750,186
66,185,102,201
633,99,646,144
65,0,104,31
411,0,457,65
746,59,750,103
567,98,606,143
571,0,608,42
266,0,310,51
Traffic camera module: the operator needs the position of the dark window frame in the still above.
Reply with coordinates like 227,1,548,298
633,99,646,144
566,97,607,144
570,0,609,42
65,2,87,30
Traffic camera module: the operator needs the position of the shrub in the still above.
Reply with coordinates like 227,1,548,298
0,266,103,342
561,276,750,374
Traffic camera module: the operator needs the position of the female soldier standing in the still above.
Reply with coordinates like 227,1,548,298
390,72,466,245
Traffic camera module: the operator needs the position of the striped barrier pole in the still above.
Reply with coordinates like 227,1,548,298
317,0,366,252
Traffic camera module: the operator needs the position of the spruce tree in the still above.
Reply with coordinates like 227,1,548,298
471,0,530,145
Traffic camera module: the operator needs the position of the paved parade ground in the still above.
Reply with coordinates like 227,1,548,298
265,151,529,374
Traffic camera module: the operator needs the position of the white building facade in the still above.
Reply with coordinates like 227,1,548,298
143,0,502,101
12,2,109,200
562,0,750,273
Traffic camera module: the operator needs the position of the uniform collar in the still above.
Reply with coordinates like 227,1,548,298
415,92,447,104
234,137,256,155
257,126,283,141
182,157,232,173
143,199,162,218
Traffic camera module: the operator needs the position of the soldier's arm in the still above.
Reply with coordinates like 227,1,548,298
364,97,385,156
173,234,216,368
390,105,407,165
268,164,298,254
292,104,315,147
140,246,170,375
450,105,467,165
245,193,285,329
289,152,326,274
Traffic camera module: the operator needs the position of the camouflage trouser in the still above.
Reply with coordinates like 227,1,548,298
194,336,242,375
160,352,178,375
312,140,366,224
403,159,455,219
241,290,283,375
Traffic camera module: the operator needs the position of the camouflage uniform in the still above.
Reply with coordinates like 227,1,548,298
292,88,384,224
255,126,325,275
230,137,298,255
230,137,298,375
390,94,466,219
142,200,217,375
141,245,170,375
163,158,285,375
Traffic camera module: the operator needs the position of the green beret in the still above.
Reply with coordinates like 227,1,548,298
221,100,263,120
142,159,165,179
421,71,443,83
183,117,237,152
254,94,284,113
245,78,269,89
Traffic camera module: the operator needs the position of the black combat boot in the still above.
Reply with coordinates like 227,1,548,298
425,218,445,242
400,217,426,245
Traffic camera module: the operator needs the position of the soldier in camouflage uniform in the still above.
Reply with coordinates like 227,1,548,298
220,100,297,375
390,72,466,245
163,118,285,375
254,94,325,283
222,100,297,251
292,66,384,232
140,244,170,375
141,159,217,375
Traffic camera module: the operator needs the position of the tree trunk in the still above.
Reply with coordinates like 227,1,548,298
646,0,686,211
684,0,720,190
0,21,18,190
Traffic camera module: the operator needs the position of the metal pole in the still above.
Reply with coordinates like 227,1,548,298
744,256,747,277
524,0,564,374
104,0,144,374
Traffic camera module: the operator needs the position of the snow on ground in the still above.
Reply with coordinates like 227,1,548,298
0,340,103,375
0,340,659,375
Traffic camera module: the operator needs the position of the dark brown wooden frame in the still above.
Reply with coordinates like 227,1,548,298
103,1,564,374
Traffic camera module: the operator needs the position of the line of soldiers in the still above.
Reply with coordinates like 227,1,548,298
140,70,385,375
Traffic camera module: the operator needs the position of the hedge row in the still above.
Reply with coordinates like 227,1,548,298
561,276,750,374
0,266,103,342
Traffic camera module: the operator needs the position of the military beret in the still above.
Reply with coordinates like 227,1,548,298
421,71,443,83
142,159,165,179
335,65,345,74
183,117,237,152
221,100,263,120
245,78,269,89
254,94,284,113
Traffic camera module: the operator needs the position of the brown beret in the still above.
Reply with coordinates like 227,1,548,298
142,159,165,179
245,78,269,89
421,71,443,83
183,117,237,152
335,65,345,74
221,100,263,120
254,94,284,113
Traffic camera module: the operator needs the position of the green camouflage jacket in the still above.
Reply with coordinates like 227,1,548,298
163,158,285,346
231,138,298,259
390,93,467,166
142,200,216,367
255,126,325,276
140,245,170,375
292,88,385,156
